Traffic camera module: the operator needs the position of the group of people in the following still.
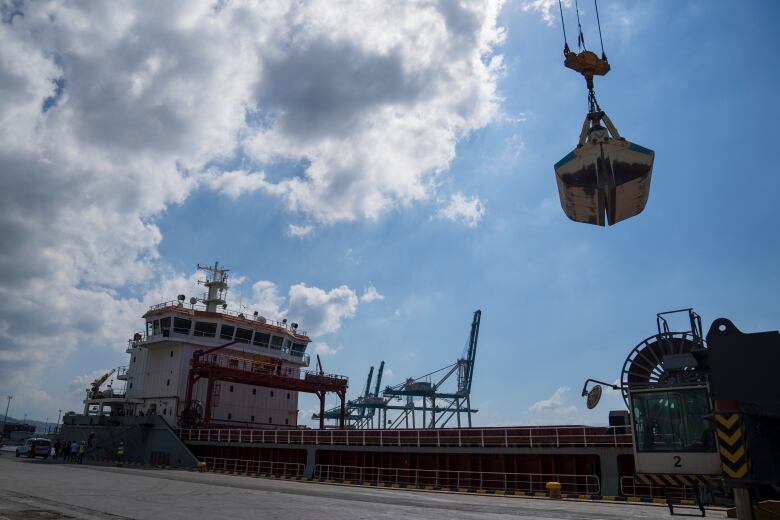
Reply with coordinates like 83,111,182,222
51,438,125,466
52,439,87,463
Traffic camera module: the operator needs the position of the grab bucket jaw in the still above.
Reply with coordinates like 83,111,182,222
554,116,654,226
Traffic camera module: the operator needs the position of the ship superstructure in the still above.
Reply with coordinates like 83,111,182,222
86,262,327,428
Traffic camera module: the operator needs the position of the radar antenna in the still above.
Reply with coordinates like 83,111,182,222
197,261,230,312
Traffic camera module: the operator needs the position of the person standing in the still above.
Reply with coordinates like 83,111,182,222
69,440,78,463
115,441,125,467
53,439,61,461
77,441,86,464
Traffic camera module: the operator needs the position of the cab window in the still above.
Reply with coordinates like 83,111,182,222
235,328,253,343
173,317,192,335
631,387,716,453
193,322,217,338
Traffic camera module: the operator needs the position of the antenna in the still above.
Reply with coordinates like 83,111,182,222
196,261,230,312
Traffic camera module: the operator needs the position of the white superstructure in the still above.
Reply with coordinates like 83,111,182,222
85,263,311,428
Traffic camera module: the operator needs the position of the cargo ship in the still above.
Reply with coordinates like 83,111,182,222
63,262,643,499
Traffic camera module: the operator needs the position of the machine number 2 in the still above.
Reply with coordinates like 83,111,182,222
673,456,682,468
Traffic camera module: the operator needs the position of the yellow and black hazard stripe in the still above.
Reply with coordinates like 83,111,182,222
635,473,712,488
715,412,749,479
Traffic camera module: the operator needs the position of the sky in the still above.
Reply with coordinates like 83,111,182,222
1,0,778,428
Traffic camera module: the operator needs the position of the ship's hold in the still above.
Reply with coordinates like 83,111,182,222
555,120,654,226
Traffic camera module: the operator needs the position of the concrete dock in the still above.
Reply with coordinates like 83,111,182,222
0,456,724,519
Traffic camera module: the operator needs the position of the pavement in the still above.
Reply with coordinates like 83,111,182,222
0,457,726,519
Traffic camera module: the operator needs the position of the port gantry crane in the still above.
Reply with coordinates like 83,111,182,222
316,310,482,429
313,361,386,428
382,309,481,429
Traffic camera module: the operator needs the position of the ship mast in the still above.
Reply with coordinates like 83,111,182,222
197,262,229,312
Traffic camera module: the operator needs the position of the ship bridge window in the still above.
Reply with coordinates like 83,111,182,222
235,328,252,343
631,388,716,453
160,317,171,337
146,321,153,336
220,324,234,340
173,317,191,335
153,320,161,335
291,343,306,357
253,332,270,348
270,335,283,350
194,321,217,338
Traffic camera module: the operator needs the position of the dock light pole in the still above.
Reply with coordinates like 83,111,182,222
56,409,62,433
1,395,11,433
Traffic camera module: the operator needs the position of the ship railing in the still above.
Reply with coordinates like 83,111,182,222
115,366,128,380
146,301,308,336
198,456,304,477
619,476,696,501
178,425,632,448
194,353,343,384
314,464,600,494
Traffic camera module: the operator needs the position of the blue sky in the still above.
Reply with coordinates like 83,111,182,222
1,1,778,426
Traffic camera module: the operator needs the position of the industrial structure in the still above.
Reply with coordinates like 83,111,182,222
82,262,349,430
314,310,481,429
64,269,780,512
583,309,780,516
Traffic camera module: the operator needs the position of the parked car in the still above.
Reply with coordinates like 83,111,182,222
15,438,51,459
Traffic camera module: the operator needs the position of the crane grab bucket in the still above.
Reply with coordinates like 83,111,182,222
554,114,654,226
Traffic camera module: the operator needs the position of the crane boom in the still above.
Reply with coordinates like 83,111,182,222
374,361,385,397
363,366,374,398
465,309,481,393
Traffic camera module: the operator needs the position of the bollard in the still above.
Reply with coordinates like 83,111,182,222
545,481,562,499
196,462,207,473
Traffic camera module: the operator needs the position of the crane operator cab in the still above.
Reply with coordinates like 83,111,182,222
584,309,780,514
553,2,654,226
629,385,721,477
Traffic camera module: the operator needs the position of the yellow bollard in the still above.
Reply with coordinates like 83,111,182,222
545,481,562,499
196,461,207,473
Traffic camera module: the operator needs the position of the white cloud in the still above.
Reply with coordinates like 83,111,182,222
222,0,505,224
287,224,314,238
286,284,359,336
360,284,385,303
313,342,343,357
529,386,578,415
69,369,114,395
522,0,570,25
246,281,286,319
437,192,486,228
239,279,361,338
0,0,505,420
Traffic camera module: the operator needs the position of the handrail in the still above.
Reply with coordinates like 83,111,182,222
178,425,632,448
146,301,308,337
128,334,311,366
199,456,304,477
193,352,345,383
619,475,695,500
313,464,600,494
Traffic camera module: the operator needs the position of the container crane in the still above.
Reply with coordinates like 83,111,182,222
314,361,387,428
383,309,481,428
